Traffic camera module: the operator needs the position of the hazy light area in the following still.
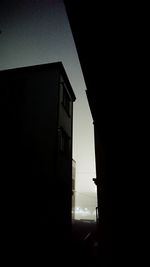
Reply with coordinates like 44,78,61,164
0,0,97,218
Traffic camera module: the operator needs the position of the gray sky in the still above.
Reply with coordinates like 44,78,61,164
0,0,96,193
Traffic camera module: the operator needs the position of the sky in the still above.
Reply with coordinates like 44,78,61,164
0,0,96,193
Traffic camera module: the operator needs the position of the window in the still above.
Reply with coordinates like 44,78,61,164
61,82,70,116
58,127,70,158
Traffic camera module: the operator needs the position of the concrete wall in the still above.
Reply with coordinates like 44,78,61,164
0,65,60,224
55,73,74,230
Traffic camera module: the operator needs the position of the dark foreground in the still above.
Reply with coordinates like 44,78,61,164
3,219,101,266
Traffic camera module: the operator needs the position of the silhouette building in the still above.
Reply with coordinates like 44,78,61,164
0,62,76,232
72,159,76,219
64,1,112,265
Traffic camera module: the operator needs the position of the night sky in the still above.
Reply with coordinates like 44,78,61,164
0,0,96,193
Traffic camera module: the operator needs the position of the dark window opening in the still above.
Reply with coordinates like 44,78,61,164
58,127,70,158
61,82,70,116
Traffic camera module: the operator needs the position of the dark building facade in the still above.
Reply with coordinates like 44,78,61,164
0,62,76,235
72,159,76,219
64,1,113,265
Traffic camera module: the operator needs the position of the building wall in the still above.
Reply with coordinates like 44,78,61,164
0,62,76,263
72,159,76,219
0,64,60,224
56,72,74,229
